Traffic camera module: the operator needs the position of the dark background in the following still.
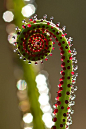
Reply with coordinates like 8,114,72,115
0,0,86,129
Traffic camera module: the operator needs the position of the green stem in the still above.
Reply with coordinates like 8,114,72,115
12,0,45,128
22,61,45,129
13,0,25,28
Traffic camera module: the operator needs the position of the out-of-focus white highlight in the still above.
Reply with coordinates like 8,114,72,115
39,93,49,105
37,84,49,94
23,113,33,123
42,113,54,128
37,84,47,91
21,4,36,17
24,127,32,129
35,74,46,85
3,11,14,22
8,32,17,44
41,104,51,113
17,80,27,90
35,73,53,125
24,0,30,1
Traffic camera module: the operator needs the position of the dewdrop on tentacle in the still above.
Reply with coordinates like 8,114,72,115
13,15,78,129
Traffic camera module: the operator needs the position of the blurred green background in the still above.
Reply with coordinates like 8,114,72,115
0,0,86,129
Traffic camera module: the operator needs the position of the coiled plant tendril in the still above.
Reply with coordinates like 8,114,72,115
13,15,78,129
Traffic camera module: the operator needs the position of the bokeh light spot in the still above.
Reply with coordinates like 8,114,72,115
24,127,32,129
8,32,17,44
17,80,27,90
3,11,14,22
21,4,36,17
42,113,54,128
23,113,33,123
35,74,46,85
6,24,16,34
38,93,49,105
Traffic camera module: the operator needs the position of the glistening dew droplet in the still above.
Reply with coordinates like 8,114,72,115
70,94,76,100
69,101,75,106
43,14,47,20
50,16,54,22
13,16,78,129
